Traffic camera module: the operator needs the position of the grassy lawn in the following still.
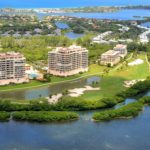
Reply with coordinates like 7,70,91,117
71,76,126,101
110,52,150,80
0,80,44,91
0,52,149,103
0,64,106,91
65,52,150,101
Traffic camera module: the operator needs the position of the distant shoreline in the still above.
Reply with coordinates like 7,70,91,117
0,5,150,14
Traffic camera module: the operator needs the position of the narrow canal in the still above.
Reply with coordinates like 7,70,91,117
0,76,101,100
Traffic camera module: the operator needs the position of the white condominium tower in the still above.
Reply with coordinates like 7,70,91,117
0,52,26,83
48,45,88,77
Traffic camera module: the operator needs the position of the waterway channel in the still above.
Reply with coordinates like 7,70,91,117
0,76,101,100
0,91,150,150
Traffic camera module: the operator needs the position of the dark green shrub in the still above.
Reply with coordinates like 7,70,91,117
139,96,150,105
12,111,79,122
93,102,143,121
0,111,10,121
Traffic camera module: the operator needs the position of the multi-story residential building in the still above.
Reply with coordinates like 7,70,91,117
48,45,88,76
100,44,127,66
0,52,28,85
113,44,127,58
100,50,120,66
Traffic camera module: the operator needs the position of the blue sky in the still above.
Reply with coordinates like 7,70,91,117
0,0,150,8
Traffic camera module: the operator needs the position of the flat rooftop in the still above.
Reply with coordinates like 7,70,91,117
49,45,88,54
0,52,25,59
101,50,119,56
114,44,127,49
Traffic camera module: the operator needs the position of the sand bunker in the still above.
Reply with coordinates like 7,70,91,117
124,79,145,87
46,93,62,104
68,86,100,97
128,59,144,66
46,86,100,103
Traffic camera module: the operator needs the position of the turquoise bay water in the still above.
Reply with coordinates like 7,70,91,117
0,102,150,150
0,77,150,150
38,9,150,20
141,22,150,28
0,1,150,149
0,0,150,8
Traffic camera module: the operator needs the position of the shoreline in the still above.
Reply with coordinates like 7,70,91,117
0,5,150,9
0,6,150,15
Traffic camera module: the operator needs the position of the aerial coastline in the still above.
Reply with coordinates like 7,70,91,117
0,0,150,149
0,5,150,14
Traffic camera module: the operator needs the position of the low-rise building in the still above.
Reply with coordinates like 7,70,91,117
100,50,120,66
48,45,88,77
100,44,127,66
113,44,127,58
92,31,112,44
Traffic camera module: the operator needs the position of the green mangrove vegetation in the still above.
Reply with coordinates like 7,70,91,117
93,96,150,122
92,78,150,122
0,100,53,111
0,97,117,112
0,78,149,112
0,111,10,121
0,78,149,122
117,78,150,98
54,97,118,111
0,79,149,123
93,102,143,121
139,96,150,105
12,111,79,122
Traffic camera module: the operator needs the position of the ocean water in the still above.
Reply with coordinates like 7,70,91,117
0,1,150,150
0,106,150,150
0,0,150,8
38,9,150,20
141,22,150,28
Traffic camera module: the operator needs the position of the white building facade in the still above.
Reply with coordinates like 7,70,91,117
48,45,88,77
0,52,28,85
113,44,127,58
100,44,127,66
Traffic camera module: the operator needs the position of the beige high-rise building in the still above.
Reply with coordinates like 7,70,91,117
0,52,27,85
48,45,88,77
